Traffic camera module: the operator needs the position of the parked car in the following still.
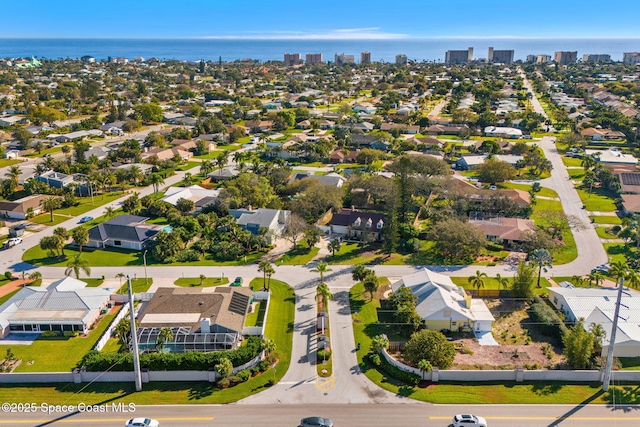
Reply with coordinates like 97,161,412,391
232,277,243,286
592,263,610,273
452,414,487,427
5,237,22,248
79,216,94,224
13,223,26,230
300,416,333,427
125,418,159,427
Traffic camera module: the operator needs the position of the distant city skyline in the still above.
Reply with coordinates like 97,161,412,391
1,0,640,39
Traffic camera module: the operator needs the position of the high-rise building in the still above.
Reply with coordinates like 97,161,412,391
360,51,371,64
445,47,473,65
395,54,408,65
305,53,323,65
526,54,552,64
582,54,611,62
334,53,355,65
487,47,514,64
623,52,640,65
283,53,302,66
554,51,577,65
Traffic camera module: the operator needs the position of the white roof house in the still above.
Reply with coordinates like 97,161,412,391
484,126,523,138
391,268,494,332
548,286,640,357
585,148,638,166
161,185,221,210
0,277,114,338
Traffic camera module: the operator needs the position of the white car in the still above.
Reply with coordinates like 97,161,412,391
125,418,159,427
5,237,22,247
453,414,487,427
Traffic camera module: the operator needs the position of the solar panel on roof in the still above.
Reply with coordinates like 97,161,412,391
228,292,250,314
621,173,640,186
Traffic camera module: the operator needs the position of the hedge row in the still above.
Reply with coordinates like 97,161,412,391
529,296,568,338
369,353,420,386
81,336,262,372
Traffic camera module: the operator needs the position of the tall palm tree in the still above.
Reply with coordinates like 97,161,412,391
571,275,585,287
417,359,433,381
104,206,116,220
53,227,69,256
116,272,126,286
258,260,275,291
495,273,510,290
311,261,332,284
72,227,89,254
581,154,596,171
328,239,341,256
316,282,334,312
150,173,165,194
65,255,91,279
468,270,488,290
42,196,61,223
199,160,214,177
609,260,628,287
626,270,640,289
155,327,174,352
5,165,21,190
128,165,144,186
27,271,42,286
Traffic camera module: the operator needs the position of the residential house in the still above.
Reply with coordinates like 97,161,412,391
229,208,291,244
410,137,443,150
0,277,113,338
329,149,358,164
0,194,48,220
581,127,626,141
469,217,536,246
327,208,386,242
55,129,102,143
483,126,523,139
353,103,376,114
161,185,222,212
208,166,240,181
620,194,640,216
245,120,274,133
616,171,640,194
380,123,420,134
142,147,193,162
35,170,75,189
390,268,495,333
426,124,469,136
101,121,126,135
586,148,638,168
456,154,523,170
4,150,20,159
136,286,254,352
0,116,25,127
548,286,640,357
289,172,346,188
163,112,186,124
87,214,166,251
349,121,375,132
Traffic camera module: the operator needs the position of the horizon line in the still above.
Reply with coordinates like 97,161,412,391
2,35,640,40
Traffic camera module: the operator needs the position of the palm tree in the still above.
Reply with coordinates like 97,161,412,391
581,154,596,171
199,274,206,286
128,165,144,186
626,270,640,290
530,248,553,288
261,338,276,355
200,160,214,177
316,282,334,312
587,272,605,287
116,272,126,286
65,255,91,279
104,206,116,220
150,173,165,194
53,227,69,256
5,165,21,191
417,359,433,381
27,271,42,286
468,270,488,291
258,260,275,291
311,261,332,284
155,327,174,352
328,239,341,256
495,273,510,290
72,227,89,254
215,151,230,176
42,196,61,223
571,275,585,287
609,261,628,287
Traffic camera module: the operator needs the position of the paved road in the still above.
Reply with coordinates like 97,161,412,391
3,403,640,426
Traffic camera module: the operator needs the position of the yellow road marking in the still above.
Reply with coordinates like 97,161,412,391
316,375,335,391
0,417,214,424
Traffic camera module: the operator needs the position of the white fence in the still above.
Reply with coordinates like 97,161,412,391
93,305,129,352
380,348,640,382
243,292,271,336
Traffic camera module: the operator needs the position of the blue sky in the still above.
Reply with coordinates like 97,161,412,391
2,0,640,39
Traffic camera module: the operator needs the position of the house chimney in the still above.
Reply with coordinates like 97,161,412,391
464,292,472,309
200,317,211,333
351,205,355,212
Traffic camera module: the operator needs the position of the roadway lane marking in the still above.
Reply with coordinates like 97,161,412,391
0,417,214,424
430,416,640,421
316,375,335,391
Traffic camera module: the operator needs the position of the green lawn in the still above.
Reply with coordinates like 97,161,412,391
0,289,20,305
499,182,558,198
552,276,599,288
324,242,407,265
245,300,267,327
175,161,201,171
604,243,629,264
0,158,21,168
116,278,153,294
530,199,578,264
173,277,230,287
590,215,623,225
349,282,635,404
83,278,105,287
577,187,618,212
567,168,585,179
276,246,319,265
0,278,11,288
29,192,124,226
451,277,551,294
562,157,584,167
0,312,116,372
595,226,619,239
100,337,122,354
23,245,265,267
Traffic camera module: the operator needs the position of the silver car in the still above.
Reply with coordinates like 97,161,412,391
453,414,487,427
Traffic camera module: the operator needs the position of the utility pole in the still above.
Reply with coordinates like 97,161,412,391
127,275,142,391
602,278,628,392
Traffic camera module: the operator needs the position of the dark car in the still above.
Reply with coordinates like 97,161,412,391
79,216,94,224
300,417,333,427
232,277,243,286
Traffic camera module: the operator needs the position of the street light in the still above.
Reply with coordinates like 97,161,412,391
143,250,149,286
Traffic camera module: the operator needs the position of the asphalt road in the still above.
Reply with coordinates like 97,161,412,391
2,403,640,426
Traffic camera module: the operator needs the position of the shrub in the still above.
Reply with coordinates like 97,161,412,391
267,377,277,386
258,360,271,372
236,369,251,382
41,331,60,338
529,296,567,338
228,375,242,385
63,331,79,338
375,354,419,386
404,329,456,369
317,349,331,361
217,377,230,388
4,271,13,281
369,353,381,366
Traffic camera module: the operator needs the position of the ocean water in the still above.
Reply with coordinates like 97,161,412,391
1,38,640,63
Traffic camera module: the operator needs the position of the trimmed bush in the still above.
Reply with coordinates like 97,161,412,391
369,353,381,366
217,377,230,388
64,331,79,338
375,353,419,386
81,336,262,371
529,296,567,337
41,331,60,338
236,369,251,382
317,349,331,361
